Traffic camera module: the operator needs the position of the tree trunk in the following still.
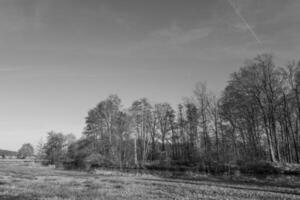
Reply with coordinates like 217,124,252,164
134,137,138,167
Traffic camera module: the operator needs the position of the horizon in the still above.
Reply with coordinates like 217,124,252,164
1,0,300,151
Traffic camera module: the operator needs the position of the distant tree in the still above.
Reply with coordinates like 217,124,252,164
56,54,300,172
193,82,212,162
279,62,300,163
209,95,221,162
185,102,199,161
115,111,132,169
84,95,122,160
154,103,173,153
43,131,67,165
82,95,136,168
66,137,94,168
17,143,34,159
219,54,300,163
130,98,152,165
177,104,188,160
35,139,46,160
64,133,76,150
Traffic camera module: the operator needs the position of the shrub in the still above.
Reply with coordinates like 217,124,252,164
143,160,193,172
240,161,281,175
276,163,300,175
84,153,115,170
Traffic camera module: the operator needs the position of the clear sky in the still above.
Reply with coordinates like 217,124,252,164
1,0,300,151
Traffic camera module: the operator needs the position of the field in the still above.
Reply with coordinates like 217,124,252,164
0,160,300,200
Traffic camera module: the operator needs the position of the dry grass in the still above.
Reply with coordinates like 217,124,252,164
0,160,299,200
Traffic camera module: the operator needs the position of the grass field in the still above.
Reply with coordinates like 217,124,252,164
0,160,299,200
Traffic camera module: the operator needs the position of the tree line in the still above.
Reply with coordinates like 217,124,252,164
39,54,300,171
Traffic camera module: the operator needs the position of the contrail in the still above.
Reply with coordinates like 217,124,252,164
227,0,262,44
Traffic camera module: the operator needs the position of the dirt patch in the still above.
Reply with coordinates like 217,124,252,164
0,181,8,185
11,174,37,180
114,184,124,189
43,178,57,182
0,194,38,200
101,179,125,184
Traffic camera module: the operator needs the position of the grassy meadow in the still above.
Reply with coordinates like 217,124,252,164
0,160,299,200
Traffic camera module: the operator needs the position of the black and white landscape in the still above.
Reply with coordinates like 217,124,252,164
0,0,300,199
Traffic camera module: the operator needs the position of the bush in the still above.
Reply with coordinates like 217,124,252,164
240,161,281,175
84,153,115,170
143,161,168,171
276,163,300,175
170,160,196,167
143,160,193,172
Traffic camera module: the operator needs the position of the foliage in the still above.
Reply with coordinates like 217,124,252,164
43,131,75,165
41,54,300,174
239,161,281,175
17,143,34,159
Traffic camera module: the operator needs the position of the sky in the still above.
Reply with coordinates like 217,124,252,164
1,0,300,151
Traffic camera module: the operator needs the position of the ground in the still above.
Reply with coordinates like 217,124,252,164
0,160,299,200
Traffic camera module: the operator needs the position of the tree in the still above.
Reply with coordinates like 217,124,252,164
35,139,46,160
154,103,173,154
51,54,300,171
130,98,152,165
220,55,277,162
219,54,300,164
17,143,34,159
83,95,136,168
84,94,122,159
194,82,212,162
209,95,221,162
185,102,198,161
115,111,132,169
43,131,67,165
177,104,188,160
278,62,300,163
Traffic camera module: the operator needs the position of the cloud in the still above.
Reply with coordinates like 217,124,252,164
125,24,213,54
151,24,213,45
233,22,251,32
169,27,212,45
226,0,261,44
